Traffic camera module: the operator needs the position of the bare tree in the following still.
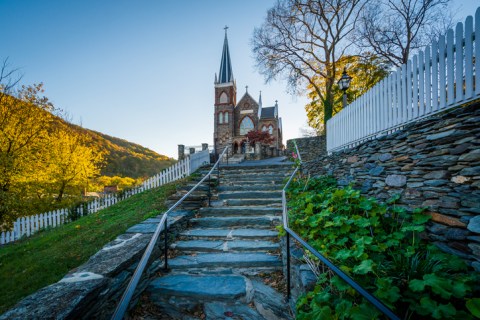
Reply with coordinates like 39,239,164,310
0,58,22,105
356,0,452,67
252,0,366,129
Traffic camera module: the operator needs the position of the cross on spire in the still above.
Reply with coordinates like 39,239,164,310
224,25,229,34
245,85,248,93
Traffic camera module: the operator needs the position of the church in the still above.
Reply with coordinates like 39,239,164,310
213,29,283,159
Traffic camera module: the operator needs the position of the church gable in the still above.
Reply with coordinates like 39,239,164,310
234,92,259,136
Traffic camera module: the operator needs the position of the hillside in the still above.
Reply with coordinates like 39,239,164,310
75,127,176,179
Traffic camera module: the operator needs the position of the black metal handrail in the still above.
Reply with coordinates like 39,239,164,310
111,147,229,320
283,141,400,320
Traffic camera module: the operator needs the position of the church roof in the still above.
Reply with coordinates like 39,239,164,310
218,29,234,84
260,106,277,119
237,91,258,106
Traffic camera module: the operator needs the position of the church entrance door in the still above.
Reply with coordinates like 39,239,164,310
233,142,239,154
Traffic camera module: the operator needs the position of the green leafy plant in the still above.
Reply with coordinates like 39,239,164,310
287,176,479,319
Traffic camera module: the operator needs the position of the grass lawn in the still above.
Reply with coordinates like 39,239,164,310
0,182,179,314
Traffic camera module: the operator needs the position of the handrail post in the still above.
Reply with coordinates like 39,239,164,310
217,158,220,186
286,232,291,302
163,218,168,271
207,174,211,207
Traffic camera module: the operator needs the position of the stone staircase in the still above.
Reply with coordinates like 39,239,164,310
145,162,293,320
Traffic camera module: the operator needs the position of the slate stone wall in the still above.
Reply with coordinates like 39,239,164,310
302,102,480,270
286,135,327,162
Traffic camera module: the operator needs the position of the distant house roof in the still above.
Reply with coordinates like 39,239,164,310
260,106,277,119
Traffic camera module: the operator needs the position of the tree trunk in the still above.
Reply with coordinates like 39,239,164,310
56,183,66,202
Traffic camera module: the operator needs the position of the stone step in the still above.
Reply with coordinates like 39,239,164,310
177,184,211,192
190,216,280,228
225,199,282,206
172,239,279,252
219,165,292,171
219,171,290,177
180,228,279,240
219,191,282,200
148,274,248,301
199,206,281,217
218,185,282,192
168,252,282,269
220,175,287,182
221,180,285,186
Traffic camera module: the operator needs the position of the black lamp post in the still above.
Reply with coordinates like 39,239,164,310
338,68,352,108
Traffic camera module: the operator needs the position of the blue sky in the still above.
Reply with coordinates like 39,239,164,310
1,0,478,158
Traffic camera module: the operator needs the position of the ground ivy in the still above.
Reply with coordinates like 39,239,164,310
287,175,479,319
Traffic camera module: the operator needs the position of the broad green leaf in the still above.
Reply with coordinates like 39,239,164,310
305,202,314,215
432,303,456,319
412,212,431,225
386,193,401,204
409,279,426,292
335,249,353,260
350,302,381,320
335,300,352,317
353,259,374,275
313,291,332,304
423,274,453,299
359,199,373,211
308,216,319,227
331,275,351,292
466,298,480,318
374,278,401,304
324,221,335,227
355,217,371,227
310,305,333,320
451,280,469,298
418,296,437,316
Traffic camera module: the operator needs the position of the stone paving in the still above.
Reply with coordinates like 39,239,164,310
146,161,294,320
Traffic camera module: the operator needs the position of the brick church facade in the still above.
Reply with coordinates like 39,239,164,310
213,30,283,157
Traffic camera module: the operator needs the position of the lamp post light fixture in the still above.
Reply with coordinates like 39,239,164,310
338,68,352,108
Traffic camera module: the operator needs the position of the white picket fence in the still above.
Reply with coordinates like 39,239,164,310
327,8,480,153
0,149,211,245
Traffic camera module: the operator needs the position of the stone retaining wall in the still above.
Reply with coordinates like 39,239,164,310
286,135,326,162
302,102,480,270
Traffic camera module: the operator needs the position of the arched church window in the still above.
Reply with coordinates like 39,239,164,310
240,116,254,135
262,126,267,132
219,92,228,104
224,112,229,123
268,125,273,135
219,112,223,124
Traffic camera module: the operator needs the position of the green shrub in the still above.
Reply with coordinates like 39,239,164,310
287,176,479,319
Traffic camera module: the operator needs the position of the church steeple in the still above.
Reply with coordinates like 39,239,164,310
218,26,234,84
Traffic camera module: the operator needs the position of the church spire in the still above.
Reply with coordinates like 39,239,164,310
218,26,234,84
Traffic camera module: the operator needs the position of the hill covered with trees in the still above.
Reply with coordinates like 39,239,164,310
0,69,174,226
78,127,175,179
